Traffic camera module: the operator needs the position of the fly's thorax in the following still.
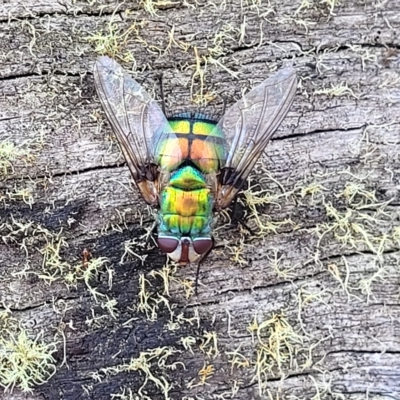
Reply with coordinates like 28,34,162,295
159,165,213,236
157,162,214,264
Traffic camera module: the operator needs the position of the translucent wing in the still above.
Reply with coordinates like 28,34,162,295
93,56,181,205
212,67,297,209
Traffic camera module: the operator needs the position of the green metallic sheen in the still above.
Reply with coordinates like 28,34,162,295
157,114,218,239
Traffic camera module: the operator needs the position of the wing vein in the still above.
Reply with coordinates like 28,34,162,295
212,67,297,209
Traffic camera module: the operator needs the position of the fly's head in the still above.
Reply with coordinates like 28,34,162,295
157,235,213,264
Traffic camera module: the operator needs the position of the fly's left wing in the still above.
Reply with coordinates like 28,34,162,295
93,56,181,206
211,67,297,209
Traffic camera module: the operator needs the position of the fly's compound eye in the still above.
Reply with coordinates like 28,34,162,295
157,237,179,253
193,238,213,255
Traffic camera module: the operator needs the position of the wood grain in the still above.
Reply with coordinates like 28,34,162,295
1,0,399,399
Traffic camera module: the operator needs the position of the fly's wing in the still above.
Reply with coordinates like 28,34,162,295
211,67,297,209
93,56,181,206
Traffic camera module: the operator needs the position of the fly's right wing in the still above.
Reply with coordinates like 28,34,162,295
93,56,181,205
212,67,297,209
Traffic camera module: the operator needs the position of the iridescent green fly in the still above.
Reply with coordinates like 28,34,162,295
93,56,296,267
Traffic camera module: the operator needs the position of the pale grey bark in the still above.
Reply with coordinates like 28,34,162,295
1,0,400,399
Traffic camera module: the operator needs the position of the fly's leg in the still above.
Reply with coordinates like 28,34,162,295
159,75,166,116
229,196,256,236
221,96,227,116
195,237,214,294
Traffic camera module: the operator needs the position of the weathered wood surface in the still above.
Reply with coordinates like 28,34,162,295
1,0,400,399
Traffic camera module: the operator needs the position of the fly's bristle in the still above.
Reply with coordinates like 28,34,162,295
167,109,221,123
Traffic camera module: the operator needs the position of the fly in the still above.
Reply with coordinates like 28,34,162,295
93,56,297,269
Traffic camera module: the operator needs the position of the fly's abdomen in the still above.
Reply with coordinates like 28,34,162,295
155,114,225,173
159,165,213,236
